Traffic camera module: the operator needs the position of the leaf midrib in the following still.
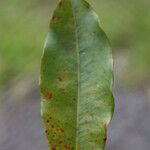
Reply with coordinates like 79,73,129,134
70,0,80,149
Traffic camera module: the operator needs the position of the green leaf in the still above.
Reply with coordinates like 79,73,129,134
40,0,114,149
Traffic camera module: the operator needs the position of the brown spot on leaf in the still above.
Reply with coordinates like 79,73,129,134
44,92,53,100
58,75,67,81
64,144,69,149
104,137,107,142
51,125,54,128
52,16,59,21
52,146,56,150
59,141,63,144
59,1,62,6
60,128,64,132
59,88,66,92
104,123,108,142
47,119,50,123
45,130,48,134
104,123,108,130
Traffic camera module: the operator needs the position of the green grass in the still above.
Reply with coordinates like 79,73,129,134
0,0,149,87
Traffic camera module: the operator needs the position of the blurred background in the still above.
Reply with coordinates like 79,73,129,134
0,0,150,149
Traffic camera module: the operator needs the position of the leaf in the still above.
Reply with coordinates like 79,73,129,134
40,0,114,149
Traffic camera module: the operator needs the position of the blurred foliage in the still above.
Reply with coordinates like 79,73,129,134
0,0,149,88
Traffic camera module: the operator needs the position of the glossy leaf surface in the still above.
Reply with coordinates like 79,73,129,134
40,0,114,149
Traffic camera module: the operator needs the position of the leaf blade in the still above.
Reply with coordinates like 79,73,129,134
40,0,114,149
